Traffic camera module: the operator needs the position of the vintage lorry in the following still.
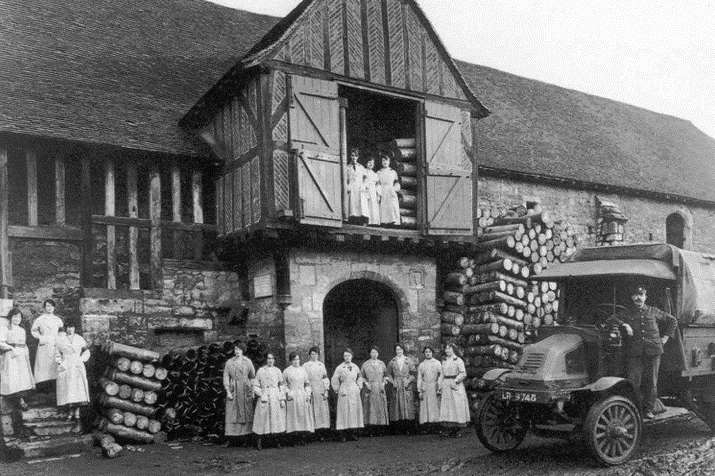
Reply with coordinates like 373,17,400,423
474,243,715,465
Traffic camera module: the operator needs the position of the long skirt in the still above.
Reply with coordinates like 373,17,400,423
439,380,470,425
389,381,416,421
419,382,441,424
362,385,389,426
285,388,314,433
0,347,35,396
309,392,331,429
252,388,286,435
56,362,90,406
335,387,364,430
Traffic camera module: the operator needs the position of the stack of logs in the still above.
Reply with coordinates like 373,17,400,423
390,138,418,229
439,205,580,390
95,342,166,445
159,338,268,438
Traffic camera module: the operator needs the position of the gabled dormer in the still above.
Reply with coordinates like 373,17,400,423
181,0,489,243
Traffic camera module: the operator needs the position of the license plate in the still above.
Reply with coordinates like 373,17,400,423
500,390,538,402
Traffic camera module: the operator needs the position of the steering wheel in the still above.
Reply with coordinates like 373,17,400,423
587,303,629,330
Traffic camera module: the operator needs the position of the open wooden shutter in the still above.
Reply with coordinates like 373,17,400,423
289,75,342,227
424,101,473,235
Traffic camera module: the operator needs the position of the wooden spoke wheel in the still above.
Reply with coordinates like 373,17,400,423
475,394,527,452
585,395,642,466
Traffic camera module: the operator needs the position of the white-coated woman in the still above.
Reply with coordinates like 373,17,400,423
345,147,369,225
0,308,35,409
360,345,389,435
223,341,255,446
386,342,416,433
363,156,381,226
331,348,364,442
55,320,90,421
283,352,314,444
376,153,401,226
252,353,286,450
303,346,330,440
417,346,441,432
439,343,470,437
31,299,64,392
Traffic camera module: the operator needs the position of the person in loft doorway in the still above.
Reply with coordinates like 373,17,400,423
377,152,401,227
616,285,677,419
345,148,369,225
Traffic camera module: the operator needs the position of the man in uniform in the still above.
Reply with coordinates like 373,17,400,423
619,285,677,419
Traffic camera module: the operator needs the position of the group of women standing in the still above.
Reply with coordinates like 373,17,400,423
223,342,470,450
0,300,91,424
345,148,401,226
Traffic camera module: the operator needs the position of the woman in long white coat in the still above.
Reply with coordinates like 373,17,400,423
0,309,35,405
31,299,64,389
345,148,369,224
377,154,401,226
363,157,381,226
252,353,286,450
55,321,90,421
283,352,314,443
417,346,441,430
303,346,330,438
223,342,255,444
331,348,364,441
439,343,470,436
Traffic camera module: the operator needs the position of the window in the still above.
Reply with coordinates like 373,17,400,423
666,213,685,248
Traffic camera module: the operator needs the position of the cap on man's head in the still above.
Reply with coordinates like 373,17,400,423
632,285,648,295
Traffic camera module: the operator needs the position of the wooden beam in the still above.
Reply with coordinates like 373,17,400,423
472,113,480,240
80,156,93,287
149,165,162,290
0,146,9,298
55,156,66,225
126,163,140,290
171,164,182,259
92,215,150,228
8,225,83,242
191,170,204,260
26,150,38,226
191,171,203,224
105,158,116,289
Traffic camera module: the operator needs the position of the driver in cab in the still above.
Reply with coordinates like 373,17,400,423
616,285,677,420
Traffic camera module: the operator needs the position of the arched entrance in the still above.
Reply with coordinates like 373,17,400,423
666,213,685,248
323,279,399,371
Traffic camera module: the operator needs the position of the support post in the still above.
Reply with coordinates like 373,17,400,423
127,162,140,290
171,165,182,259
339,97,348,221
0,146,10,298
80,156,93,287
149,165,162,290
55,156,66,225
471,113,480,241
105,158,116,289
26,150,38,226
191,170,204,260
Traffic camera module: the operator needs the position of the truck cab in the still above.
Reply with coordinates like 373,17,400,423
475,243,715,466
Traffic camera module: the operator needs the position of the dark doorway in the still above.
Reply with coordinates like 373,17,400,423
666,213,685,248
323,279,399,372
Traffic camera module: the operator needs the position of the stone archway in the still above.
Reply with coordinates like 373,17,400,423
666,210,693,250
322,278,399,372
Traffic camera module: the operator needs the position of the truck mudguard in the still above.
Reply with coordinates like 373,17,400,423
482,368,512,382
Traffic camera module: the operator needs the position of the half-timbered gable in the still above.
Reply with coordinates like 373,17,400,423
184,0,488,241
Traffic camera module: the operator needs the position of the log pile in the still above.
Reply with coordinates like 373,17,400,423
390,138,418,229
440,205,580,392
159,338,268,438
95,342,166,448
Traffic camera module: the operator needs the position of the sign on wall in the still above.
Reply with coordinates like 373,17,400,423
252,274,274,298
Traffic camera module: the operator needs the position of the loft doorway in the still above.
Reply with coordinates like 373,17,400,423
322,279,399,372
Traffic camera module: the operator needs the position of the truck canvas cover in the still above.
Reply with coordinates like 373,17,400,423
679,250,715,325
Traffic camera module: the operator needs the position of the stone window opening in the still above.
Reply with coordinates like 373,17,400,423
666,212,691,249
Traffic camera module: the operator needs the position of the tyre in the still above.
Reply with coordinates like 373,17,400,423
475,394,527,452
584,395,642,466
697,402,715,434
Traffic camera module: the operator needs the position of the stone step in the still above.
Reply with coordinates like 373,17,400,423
4,434,94,459
24,419,81,437
24,392,56,407
22,406,65,422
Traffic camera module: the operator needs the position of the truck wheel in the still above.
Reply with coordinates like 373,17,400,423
475,394,527,452
698,402,715,434
584,395,642,466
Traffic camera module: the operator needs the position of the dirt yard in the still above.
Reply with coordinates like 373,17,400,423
2,414,713,475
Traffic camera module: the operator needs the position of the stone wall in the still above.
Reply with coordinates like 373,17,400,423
283,248,439,361
478,175,715,252
9,240,81,323
79,259,240,352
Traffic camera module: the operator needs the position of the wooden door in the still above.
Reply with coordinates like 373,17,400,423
289,75,343,227
423,101,473,235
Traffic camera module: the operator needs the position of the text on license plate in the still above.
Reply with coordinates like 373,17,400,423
500,391,537,402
